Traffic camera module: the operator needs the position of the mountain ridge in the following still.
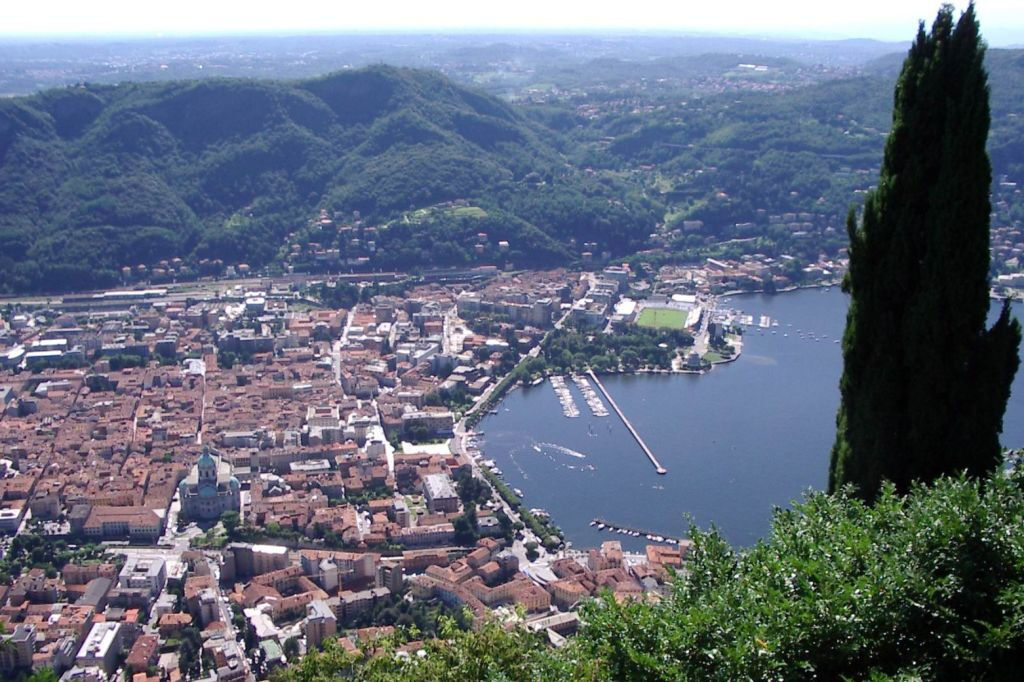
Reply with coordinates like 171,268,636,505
0,65,583,292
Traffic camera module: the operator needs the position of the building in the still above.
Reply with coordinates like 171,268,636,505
422,473,459,514
79,506,163,543
118,556,167,598
304,599,337,649
124,634,159,674
75,622,124,674
0,623,35,672
401,410,454,438
377,563,404,592
223,543,290,581
338,587,390,624
178,447,240,520
198,588,221,626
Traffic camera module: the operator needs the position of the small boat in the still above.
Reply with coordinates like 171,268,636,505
597,523,605,530
589,520,597,527
513,488,524,497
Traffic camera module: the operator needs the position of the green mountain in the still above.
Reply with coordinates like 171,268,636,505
0,65,642,293
561,48,1024,267
2,51,1022,294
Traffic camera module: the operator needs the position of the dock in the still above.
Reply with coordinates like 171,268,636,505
591,518,685,544
571,374,609,417
550,375,580,417
587,369,667,474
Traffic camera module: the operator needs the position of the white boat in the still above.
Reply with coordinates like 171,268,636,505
513,488,524,497
597,523,605,530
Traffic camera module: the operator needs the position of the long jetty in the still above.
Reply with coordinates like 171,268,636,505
587,369,667,475
591,518,685,544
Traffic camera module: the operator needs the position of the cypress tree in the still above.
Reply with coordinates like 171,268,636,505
830,2,1021,500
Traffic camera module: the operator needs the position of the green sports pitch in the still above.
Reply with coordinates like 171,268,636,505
635,307,687,329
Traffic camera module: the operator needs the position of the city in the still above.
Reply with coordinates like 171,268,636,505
0,258,778,680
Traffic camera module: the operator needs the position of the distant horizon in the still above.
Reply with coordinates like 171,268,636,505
2,1,1021,47
0,29,916,46
3,30,1021,50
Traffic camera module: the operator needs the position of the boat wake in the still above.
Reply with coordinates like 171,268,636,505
539,442,587,459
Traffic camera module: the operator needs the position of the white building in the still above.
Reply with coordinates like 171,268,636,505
76,622,124,674
118,556,167,597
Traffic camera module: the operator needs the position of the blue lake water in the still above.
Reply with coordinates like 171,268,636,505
477,288,1024,550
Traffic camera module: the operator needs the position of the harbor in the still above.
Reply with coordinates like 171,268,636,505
588,369,668,475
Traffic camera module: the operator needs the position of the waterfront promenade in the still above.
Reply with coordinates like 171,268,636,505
587,369,668,475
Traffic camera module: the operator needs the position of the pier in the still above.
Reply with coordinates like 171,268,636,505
591,518,685,545
587,369,667,475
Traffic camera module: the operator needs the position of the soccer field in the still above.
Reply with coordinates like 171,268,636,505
635,307,687,329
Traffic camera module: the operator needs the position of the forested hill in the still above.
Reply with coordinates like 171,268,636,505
0,65,634,293
2,51,1022,295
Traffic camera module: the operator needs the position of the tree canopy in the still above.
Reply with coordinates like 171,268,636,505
830,2,1021,499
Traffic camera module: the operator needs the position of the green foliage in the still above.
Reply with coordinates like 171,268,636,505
831,4,1022,500
279,616,585,682
452,508,479,546
344,484,396,508
107,354,146,371
313,281,360,309
578,471,1024,680
454,467,491,509
284,636,301,660
177,626,204,677
25,669,59,682
220,510,241,537
542,325,693,373
0,534,107,581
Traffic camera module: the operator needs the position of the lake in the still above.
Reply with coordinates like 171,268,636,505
476,288,1024,550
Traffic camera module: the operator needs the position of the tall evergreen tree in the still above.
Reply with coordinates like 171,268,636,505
830,2,1021,500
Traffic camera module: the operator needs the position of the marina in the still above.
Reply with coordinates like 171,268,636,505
550,375,581,417
588,369,667,475
571,374,609,417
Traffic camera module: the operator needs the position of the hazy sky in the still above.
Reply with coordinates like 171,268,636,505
3,1,1022,45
